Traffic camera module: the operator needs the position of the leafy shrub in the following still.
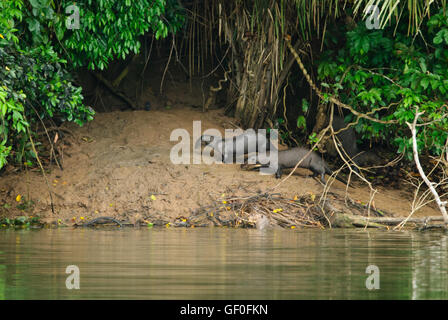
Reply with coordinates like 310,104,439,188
317,9,448,159
0,0,185,169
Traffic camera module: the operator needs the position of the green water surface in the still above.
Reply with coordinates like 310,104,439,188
0,228,446,299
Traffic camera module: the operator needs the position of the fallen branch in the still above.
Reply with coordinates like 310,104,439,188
331,213,445,228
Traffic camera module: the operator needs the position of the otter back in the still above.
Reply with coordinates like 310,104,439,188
196,131,272,163
276,147,348,184
245,147,350,185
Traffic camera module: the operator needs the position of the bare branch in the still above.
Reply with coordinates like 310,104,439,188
400,106,448,228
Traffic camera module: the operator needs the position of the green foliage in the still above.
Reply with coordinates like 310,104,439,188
0,44,94,123
0,0,90,168
0,0,185,169
0,140,12,168
296,115,306,130
0,35,93,167
0,215,41,228
13,0,184,70
308,132,319,150
317,9,448,159
296,99,308,132
50,0,184,70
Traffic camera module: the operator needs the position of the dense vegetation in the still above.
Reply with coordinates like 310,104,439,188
1,0,447,171
0,0,184,169
315,9,448,159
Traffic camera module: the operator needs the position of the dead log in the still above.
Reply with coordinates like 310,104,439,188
331,213,445,229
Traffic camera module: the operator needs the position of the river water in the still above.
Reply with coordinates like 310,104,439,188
0,228,447,299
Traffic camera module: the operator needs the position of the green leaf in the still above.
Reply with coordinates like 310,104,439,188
420,78,429,90
296,115,306,130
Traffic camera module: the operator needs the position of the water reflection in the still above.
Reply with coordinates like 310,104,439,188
0,228,447,299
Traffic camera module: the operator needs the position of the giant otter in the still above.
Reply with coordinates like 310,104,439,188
248,147,349,185
196,131,273,163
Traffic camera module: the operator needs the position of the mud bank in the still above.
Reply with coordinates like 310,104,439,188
0,106,443,228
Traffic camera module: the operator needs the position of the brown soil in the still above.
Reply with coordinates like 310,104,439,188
0,101,442,226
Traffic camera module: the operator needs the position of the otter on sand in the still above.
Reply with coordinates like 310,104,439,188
248,147,349,185
195,131,272,163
